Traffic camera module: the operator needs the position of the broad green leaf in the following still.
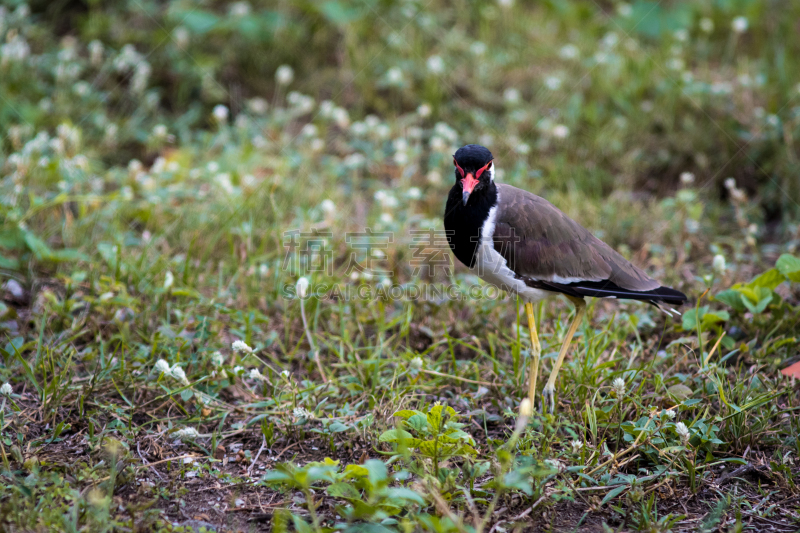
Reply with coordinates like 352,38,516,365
747,268,786,291
384,487,425,504
740,287,772,314
364,459,388,487
667,384,693,400
715,289,746,312
378,428,414,442
406,414,428,433
392,409,423,420
502,470,533,495
777,254,800,282
327,482,360,499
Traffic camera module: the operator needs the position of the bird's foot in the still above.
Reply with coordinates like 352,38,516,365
541,386,555,415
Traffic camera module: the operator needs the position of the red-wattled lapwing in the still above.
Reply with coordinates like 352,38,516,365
444,144,687,413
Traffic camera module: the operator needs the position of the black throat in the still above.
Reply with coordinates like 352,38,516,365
443,181,498,268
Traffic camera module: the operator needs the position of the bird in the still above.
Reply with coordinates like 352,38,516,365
443,144,687,413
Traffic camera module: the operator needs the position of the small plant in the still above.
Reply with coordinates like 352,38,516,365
379,404,477,476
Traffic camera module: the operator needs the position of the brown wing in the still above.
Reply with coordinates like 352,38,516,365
493,183,660,293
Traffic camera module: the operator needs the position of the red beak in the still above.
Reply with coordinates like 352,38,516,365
461,173,478,205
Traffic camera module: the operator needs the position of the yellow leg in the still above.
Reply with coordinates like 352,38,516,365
524,303,541,409
542,298,586,414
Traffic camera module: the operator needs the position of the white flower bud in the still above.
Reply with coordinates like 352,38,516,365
613,377,626,397
712,254,726,275
232,340,253,354
154,359,171,375
676,421,691,442
296,277,309,298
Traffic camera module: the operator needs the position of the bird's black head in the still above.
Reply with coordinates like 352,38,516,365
453,144,494,206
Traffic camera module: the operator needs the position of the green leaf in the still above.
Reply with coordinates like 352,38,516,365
715,290,746,312
327,482,360,499
363,459,388,487
601,485,628,505
777,254,800,282
392,409,422,420
180,10,220,34
318,1,364,26
384,487,425,504
667,384,693,400
406,414,428,433
740,287,772,314
502,470,533,495
747,268,786,291
378,428,414,443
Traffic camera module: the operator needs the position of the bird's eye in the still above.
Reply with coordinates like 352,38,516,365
453,158,465,178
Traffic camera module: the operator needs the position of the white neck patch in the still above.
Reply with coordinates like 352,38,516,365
486,162,495,181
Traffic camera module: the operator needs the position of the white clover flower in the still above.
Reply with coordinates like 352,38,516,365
680,172,695,185
212,105,229,123
417,103,432,117
617,3,632,17
503,88,521,104
173,26,190,49
320,199,336,217
293,407,314,419
332,107,350,128
88,39,104,66
296,277,309,298
552,125,570,139
713,254,726,275
247,97,268,114
515,142,530,154
174,427,200,441
164,271,174,290
700,18,714,33
544,76,562,91
426,170,442,184
674,29,689,42
470,42,487,56
732,16,748,34
229,1,251,16
386,67,404,85
559,44,579,60
497,0,513,8
232,340,254,354
393,151,408,165
211,352,225,367
171,365,189,385
380,213,393,224
301,123,318,137
310,138,325,152
249,368,263,380
676,421,690,442
407,187,422,200
661,409,676,420
152,124,168,140
519,398,533,417
155,359,171,375
410,356,423,371
612,377,626,397
571,439,584,453
0,383,12,396
280,370,291,380
233,365,244,375
544,458,565,472
724,177,736,190
426,55,445,74
275,65,294,85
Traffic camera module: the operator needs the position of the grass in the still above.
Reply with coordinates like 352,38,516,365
1,0,800,531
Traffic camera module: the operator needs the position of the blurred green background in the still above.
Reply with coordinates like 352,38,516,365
3,1,800,530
